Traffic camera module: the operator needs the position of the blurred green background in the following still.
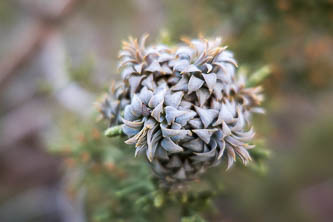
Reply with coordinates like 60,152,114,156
0,0,332,221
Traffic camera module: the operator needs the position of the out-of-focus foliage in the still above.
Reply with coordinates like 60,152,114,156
0,1,15,24
164,0,333,91
52,119,153,222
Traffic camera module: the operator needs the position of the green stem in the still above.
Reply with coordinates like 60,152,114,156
104,125,123,137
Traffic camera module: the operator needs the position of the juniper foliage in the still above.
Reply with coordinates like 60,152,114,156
99,35,266,186
55,35,270,222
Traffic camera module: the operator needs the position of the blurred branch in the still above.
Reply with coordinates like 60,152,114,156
0,0,83,90
17,0,82,24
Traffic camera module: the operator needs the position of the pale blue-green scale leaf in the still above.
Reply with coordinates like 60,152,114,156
161,137,184,153
194,106,219,128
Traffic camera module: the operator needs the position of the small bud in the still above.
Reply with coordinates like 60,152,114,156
104,125,123,137
153,192,164,208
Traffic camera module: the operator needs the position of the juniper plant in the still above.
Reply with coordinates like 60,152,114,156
98,35,269,187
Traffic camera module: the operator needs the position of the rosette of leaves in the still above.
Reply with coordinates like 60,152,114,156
99,35,264,185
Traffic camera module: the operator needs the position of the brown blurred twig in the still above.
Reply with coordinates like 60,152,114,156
0,0,83,90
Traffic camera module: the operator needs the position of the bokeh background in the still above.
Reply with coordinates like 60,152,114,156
0,0,332,221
